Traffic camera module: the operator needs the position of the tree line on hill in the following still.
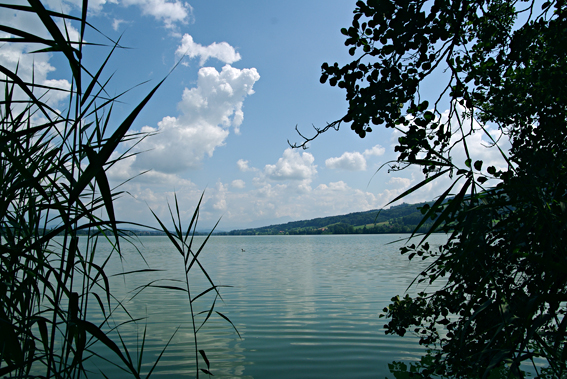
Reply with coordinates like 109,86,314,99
219,201,436,235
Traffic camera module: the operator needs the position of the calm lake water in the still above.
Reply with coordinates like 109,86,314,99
82,234,448,378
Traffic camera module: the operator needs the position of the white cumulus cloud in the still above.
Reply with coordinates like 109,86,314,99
325,151,367,171
133,119,229,173
42,79,72,105
211,182,228,210
363,144,386,157
387,177,411,189
42,0,191,27
112,19,128,31
176,34,241,66
231,179,245,189
264,148,317,181
132,64,260,173
237,159,256,172
179,65,259,133
122,0,193,28
0,29,72,108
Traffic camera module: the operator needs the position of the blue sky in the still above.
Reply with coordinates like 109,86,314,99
2,0,510,230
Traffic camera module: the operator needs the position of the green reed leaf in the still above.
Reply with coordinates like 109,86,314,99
409,176,461,241
84,143,119,248
78,320,140,378
145,327,179,379
27,0,82,89
215,311,241,339
199,349,210,369
71,78,165,207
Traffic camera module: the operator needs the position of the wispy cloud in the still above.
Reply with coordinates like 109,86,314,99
363,145,385,157
122,0,193,28
231,179,246,189
325,151,366,171
237,159,256,172
325,144,385,171
112,18,128,31
176,34,241,66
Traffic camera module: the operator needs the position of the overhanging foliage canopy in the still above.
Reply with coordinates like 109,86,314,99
298,0,567,377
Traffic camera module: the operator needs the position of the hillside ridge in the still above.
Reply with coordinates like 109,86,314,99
220,201,434,235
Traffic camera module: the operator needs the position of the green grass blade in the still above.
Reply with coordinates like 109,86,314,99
384,168,451,208
0,65,56,121
27,0,82,88
72,78,166,206
77,320,140,379
185,192,205,247
416,176,472,247
196,296,217,333
199,350,210,370
215,311,241,339
84,144,120,248
81,38,121,107
145,327,179,379
409,178,460,240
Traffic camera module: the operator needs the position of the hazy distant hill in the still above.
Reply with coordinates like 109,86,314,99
220,201,435,235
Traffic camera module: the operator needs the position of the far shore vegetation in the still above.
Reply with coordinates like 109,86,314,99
218,201,436,235
23,200,436,236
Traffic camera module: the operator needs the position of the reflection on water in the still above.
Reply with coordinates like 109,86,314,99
78,234,447,378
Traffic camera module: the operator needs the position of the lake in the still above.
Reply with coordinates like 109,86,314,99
84,234,447,378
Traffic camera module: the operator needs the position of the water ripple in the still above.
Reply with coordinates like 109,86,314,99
79,234,447,378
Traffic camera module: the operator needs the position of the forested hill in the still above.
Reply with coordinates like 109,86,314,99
221,201,434,235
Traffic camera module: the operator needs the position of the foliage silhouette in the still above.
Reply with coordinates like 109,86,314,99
0,2,233,378
298,0,567,377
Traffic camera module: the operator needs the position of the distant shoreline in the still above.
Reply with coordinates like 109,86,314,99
28,200,442,237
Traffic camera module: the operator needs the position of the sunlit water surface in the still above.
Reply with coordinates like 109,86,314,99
79,234,448,378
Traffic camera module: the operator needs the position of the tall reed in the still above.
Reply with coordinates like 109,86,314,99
0,1,233,377
151,194,240,378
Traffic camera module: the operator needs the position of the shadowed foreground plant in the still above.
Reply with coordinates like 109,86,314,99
149,193,241,378
0,1,235,377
